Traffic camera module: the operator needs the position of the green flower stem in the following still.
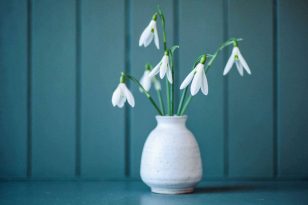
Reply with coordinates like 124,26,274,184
147,64,165,114
171,61,174,115
169,50,175,115
156,89,165,115
166,79,171,115
180,94,192,116
169,45,180,114
157,7,167,51
158,6,172,116
125,74,163,115
177,87,187,115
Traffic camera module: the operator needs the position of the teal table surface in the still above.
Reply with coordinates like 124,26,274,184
0,181,307,205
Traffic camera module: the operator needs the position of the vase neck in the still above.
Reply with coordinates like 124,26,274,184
155,116,187,128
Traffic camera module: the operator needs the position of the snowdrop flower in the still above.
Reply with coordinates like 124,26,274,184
139,14,159,49
112,77,135,108
180,56,208,96
140,70,152,92
139,69,161,92
223,46,251,76
149,52,172,83
152,78,161,90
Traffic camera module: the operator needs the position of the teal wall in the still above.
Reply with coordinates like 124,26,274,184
0,0,307,180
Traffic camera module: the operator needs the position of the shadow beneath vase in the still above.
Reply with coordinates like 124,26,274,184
195,184,258,194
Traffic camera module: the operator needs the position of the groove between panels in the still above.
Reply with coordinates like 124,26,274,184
27,0,32,178
173,0,179,103
124,0,131,178
75,0,82,177
223,0,229,178
272,0,279,178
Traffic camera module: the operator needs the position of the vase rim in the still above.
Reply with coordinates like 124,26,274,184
155,115,187,120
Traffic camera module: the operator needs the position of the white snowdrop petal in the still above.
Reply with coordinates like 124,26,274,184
112,85,121,106
139,22,151,46
190,67,202,96
235,61,244,76
180,69,195,89
140,74,146,83
238,51,251,75
159,56,168,79
149,20,156,28
140,72,151,92
223,54,235,75
153,78,161,90
143,32,154,47
143,77,152,91
139,29,147,46
200,69,209,95
126,93,135,107
149,61,161,78
233,47,240,54
117,96,126,108
154,25,160,49
195,63,205,71
166,64,173,84
122,84,135,107
139,20,156,47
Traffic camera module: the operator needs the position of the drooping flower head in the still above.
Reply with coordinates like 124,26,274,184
152,77,161,91
112,73,135,108
139,64,161,92
139,13,159,49
180,55,208,96
148,51,172,84
223,41,251,76
140,70,152,92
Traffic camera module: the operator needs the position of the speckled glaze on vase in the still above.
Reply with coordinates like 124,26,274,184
140,116,202,194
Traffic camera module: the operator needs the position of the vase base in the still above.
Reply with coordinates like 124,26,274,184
151,187,194,194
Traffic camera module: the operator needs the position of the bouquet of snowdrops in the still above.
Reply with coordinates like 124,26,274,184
112,7,251,116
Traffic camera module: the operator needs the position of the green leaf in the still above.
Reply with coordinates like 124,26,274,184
156,5,165,21
156,5,163,15
169,45,179,55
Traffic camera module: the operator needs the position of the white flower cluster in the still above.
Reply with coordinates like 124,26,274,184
112,12,251,110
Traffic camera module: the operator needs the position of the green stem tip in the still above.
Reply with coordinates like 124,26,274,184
200,55,207,64
120,72,126,83
152,13,158,21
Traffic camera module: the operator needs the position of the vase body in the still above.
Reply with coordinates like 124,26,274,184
140,116,202,194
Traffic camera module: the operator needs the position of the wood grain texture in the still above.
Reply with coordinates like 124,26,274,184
178,0,225,178
80,0,126,178
277,0,308,177
0,0,28,177
228,0,274,178
31,0,76,177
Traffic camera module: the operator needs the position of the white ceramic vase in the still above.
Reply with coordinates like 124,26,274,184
140,116,202,194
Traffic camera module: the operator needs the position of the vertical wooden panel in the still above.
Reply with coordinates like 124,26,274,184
0,0,28,177
130,0,174,178
228,0,274,177
31,0,76,177
278,0,308,177
81,0,125,178
178,0,225,178
0,0,308,180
